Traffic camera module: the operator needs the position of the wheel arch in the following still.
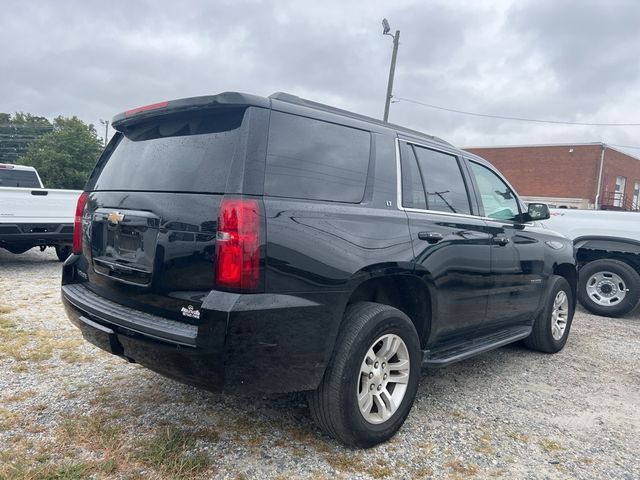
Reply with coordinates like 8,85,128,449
574,237,640,273
553,262,578,308
343,271,434,349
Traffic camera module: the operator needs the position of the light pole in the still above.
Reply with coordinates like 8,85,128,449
99,119,109,148
382,18,400,122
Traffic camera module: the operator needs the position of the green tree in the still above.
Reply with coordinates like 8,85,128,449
0,112,52,164
18,116,103,189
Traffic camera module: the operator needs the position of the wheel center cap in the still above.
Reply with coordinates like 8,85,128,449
598,281,615,296
371,366,383,384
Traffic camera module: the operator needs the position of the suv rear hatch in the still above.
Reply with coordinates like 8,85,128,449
77,97,268,321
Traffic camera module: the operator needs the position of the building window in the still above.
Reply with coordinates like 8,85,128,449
614,176,626,207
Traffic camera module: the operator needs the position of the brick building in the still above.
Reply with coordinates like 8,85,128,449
465,143,640,211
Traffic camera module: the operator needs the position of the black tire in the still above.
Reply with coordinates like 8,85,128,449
55,245,72,262
308,302,421,448
577,259,640,317
524,276,574,353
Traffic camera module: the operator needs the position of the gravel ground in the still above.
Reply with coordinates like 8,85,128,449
0,247,638,480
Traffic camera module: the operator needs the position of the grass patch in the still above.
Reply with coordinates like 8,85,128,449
0,456,118,480
57,412,125,453
475,433,496,455
135,427,211,479
412,466,434,478
538,438,565,452
0,407,18,431
367,458,393,478
0,305,15,314
0,323,88,366
29,403,49,413
35,462,89,480
417,441,435,455
506,431,529,443
5,462,89,480
194,427,221,444
59,350,92,364
325,452,365,473
0,327,54,362
1,390,35,403
444,459,479,476
285,424,332,453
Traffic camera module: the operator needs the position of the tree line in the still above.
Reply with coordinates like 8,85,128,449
0,113,104,189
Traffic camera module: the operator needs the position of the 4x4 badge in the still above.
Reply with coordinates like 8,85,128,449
107,211,125,225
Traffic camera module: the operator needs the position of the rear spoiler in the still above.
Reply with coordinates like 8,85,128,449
112,92,270,131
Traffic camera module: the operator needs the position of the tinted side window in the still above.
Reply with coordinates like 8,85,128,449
469,162,519,221
413,146,471,215
0,169,41,188
265,112,370,203
399,142,426,209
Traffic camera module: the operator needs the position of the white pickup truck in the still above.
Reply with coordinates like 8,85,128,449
543,208,640,317
0,164,81,261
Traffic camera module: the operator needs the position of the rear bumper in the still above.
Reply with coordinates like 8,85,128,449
62,291,227,391
0,222,73,246
61,278,339,394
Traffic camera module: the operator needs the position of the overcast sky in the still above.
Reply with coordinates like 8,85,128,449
2,0,640,155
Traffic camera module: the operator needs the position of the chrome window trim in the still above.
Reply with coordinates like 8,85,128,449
394,137,529,224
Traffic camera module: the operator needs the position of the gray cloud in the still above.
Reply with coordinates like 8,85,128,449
2,0,639,154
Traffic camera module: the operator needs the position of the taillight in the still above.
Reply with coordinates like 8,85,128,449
72,192,89,254
215,197,263,291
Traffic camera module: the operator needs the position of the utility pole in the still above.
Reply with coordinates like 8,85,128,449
382,19,400,122
99,119,109,148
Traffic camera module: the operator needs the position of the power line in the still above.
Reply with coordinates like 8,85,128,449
393,96,640,127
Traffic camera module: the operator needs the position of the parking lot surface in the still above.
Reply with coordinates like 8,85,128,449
0,248,638,479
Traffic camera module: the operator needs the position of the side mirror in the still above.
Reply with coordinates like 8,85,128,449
525,202,550,222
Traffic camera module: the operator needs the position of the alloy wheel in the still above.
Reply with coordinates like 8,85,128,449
551,290,569,340
357,333,410,424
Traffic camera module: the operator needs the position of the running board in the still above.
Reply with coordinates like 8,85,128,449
422,326,532,367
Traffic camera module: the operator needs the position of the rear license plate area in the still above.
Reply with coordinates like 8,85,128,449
90,208,160,286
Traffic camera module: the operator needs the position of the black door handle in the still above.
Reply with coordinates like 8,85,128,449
493,236,510,246
418,231,444,243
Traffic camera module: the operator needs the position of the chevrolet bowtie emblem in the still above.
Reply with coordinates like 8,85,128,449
107,211,125,225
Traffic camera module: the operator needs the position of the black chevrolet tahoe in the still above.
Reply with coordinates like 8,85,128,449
62,92,576,447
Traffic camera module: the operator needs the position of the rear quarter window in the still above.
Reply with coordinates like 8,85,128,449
264,112,371,203
89,108,245,193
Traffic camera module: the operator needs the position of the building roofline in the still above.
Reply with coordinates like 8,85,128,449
464,142,640,162
463,142,604,149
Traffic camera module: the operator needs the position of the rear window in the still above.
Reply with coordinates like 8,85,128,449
0,169,41,188
90,109,245,193
264,112,371,203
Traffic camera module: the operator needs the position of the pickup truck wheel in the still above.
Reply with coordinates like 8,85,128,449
308,302,421,448
55,245,72,262
524,275,574,353
577,259,640,317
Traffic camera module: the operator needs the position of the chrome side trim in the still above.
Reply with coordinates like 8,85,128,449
395,137,403,212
